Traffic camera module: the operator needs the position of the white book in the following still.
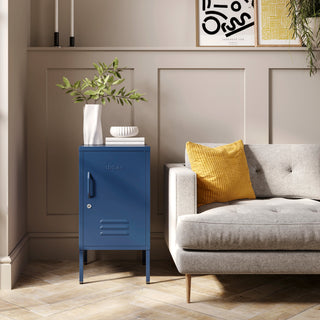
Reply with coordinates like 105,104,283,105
105,142,145,146
105,137,145,143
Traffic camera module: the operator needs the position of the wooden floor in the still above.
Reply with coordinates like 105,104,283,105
0,260,320,319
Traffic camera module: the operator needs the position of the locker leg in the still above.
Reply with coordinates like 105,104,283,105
142,250,146,266
146,249,150,284
84,250,88,265
79,250,84,284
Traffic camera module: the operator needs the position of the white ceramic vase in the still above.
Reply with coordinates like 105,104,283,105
307,17,320,47
83,104,103,145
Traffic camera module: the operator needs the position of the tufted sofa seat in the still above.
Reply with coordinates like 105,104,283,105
177,198,320,251
165,143,320,302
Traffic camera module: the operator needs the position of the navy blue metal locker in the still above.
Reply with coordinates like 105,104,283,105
79,145,150,284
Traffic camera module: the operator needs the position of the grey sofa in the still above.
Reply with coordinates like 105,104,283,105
165,144,320,303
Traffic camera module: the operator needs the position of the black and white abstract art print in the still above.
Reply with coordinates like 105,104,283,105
197,0,255,46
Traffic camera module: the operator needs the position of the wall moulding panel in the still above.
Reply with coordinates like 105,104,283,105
158,68,245,213
27,48,319,257
269,68,320,144
158,68,245,164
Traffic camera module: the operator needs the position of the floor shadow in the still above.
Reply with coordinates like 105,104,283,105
202,274,320,303
15,259,182,289
16,260,320,305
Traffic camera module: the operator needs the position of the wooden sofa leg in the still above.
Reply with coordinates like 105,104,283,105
186,274,191,303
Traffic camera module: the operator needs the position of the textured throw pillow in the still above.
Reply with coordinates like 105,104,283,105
186,140,256,206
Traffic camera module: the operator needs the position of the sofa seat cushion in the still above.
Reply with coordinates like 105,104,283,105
177,198,320,250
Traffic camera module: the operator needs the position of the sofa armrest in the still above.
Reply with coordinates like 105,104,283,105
165,164,197,217
164,163,197,261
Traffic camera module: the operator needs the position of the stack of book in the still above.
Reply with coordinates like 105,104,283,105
105,137,145,146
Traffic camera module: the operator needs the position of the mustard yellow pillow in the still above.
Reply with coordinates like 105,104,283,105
186,140,256,206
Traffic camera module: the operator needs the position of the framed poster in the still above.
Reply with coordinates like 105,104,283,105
255,0,301,46
197,0,255,46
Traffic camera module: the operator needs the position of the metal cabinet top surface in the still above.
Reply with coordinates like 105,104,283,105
79,145,150,152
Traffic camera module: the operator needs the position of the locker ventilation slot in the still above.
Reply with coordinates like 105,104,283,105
99,219,129,236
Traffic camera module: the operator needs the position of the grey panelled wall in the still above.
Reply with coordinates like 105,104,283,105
159,68,245,165
0,0,30,289
270,69,320,144
30,0,195,48
27,48,320,259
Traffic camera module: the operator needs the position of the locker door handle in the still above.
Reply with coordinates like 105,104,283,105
87,172,94,198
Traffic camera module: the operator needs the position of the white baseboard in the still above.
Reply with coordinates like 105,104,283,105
10,234,29,289
0,234,29,290
29,232,170,260
0,256,12,290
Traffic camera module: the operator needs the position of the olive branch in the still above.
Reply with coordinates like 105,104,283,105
57,57,146,105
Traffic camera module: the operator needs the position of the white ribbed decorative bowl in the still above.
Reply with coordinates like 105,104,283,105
110,126,139,137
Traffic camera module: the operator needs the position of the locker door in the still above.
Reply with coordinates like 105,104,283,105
82,150,146,247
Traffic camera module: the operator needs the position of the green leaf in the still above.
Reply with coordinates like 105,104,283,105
118,87,125,95
113,57,119,69
104,88,111,95
107,76,114,83
81,82,88,90
63,77,71,88
74,81,81,89
112,79,124,86
56,84,65,89
104,75,110,84
74,97,84,103
84,90,97,95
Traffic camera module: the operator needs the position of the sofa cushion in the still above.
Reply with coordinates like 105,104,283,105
186,140,255,206
177,198,320,250
185,144,320,200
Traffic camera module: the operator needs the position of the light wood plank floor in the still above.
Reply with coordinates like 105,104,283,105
0,260,320,319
